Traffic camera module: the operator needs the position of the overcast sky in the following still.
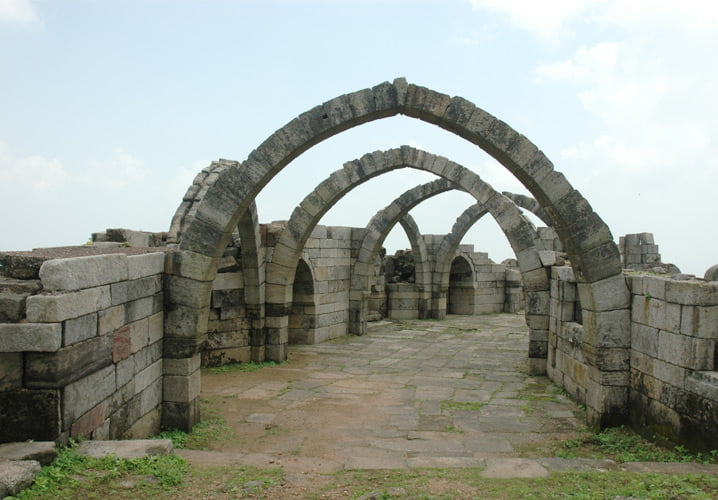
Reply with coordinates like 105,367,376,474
1,0,716,276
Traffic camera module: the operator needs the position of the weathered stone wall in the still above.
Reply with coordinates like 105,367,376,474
548,266,718,450
0,252,165,444
628,275,718,450
301,226,353,343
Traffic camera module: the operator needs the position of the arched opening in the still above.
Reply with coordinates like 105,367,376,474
166,79,629,431
447,256,475,314
288,258,316,344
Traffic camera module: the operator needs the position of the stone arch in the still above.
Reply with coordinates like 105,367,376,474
447,255,476,314
355,179,457,322
397,214,430,317
502,192,552,226
288,258,317,344
167,78,629,430
346,150,545,348
431,204,490,317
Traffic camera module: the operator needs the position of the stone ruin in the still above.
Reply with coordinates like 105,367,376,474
0,79,716,457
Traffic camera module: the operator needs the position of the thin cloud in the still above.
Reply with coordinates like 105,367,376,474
0,141,67,193
469,0,589,44
0,0,40,25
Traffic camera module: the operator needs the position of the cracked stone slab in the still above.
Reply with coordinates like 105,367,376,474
0,441,57,465
75,439,173,459
0,460,42,497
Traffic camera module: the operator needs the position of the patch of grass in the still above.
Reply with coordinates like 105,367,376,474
207,360,281,375
154,400,233,450
555,426,718,464
444,424,465,433
440,400,486,412
315,468,718,500
9,443,188,500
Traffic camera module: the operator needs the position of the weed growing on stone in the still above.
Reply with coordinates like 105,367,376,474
440,400,486,412
9,443,187,500
208,360,280,375
556,426,718,464
314,468,718,500
154,400,233,450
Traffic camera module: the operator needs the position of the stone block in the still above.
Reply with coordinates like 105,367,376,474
129,318,150,354
164,354,201,376
651,359,685,386
63,312,97,346
0,323,62,352
115,355,135,389
139,378,162,417
0,292,26,322
70,401,108,439
658,330,714,370
265,342,288,362
404,84,451,123
148,311,163,344
113,325,132,362
665,280,718,306
0,459,42,497
0,441,57,465
127,252,165,280
26,286,111,323
212,271,243,291
25,335,113,388
577,274,630,313
135,360,162,394
631,323,659,357
0,389,61,442
111,275,162,305
76,439,172,459
164,302,209,339
582,309,631,348
98,305,124,336
124,296,155,324
63,364,116,424
39,254,128,291
680,305,718,338
163,372,200,403
685,371,718,402
122,406,161,440
0,352,22,390
164,248,217,281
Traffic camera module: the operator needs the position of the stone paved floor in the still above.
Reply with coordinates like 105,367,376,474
196,314,587,472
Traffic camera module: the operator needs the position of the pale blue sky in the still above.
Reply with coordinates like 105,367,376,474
1,0,716,275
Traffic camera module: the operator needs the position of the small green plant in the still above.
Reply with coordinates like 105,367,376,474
555,426,718,464
208,360,280,375
440,400,486,412
9,443,187,499
154,401,233,450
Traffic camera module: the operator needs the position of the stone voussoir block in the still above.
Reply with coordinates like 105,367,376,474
39,254,128,291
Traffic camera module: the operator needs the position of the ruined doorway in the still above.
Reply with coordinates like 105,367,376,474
447,256,475,314
288,258,317,344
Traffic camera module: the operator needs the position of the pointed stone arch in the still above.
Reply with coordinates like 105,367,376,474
288,258,317,344
166,78,629,430
447,255,476,315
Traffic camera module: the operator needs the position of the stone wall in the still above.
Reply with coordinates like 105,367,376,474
628,275,718,450
548,265,718,450
0,251,165,443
